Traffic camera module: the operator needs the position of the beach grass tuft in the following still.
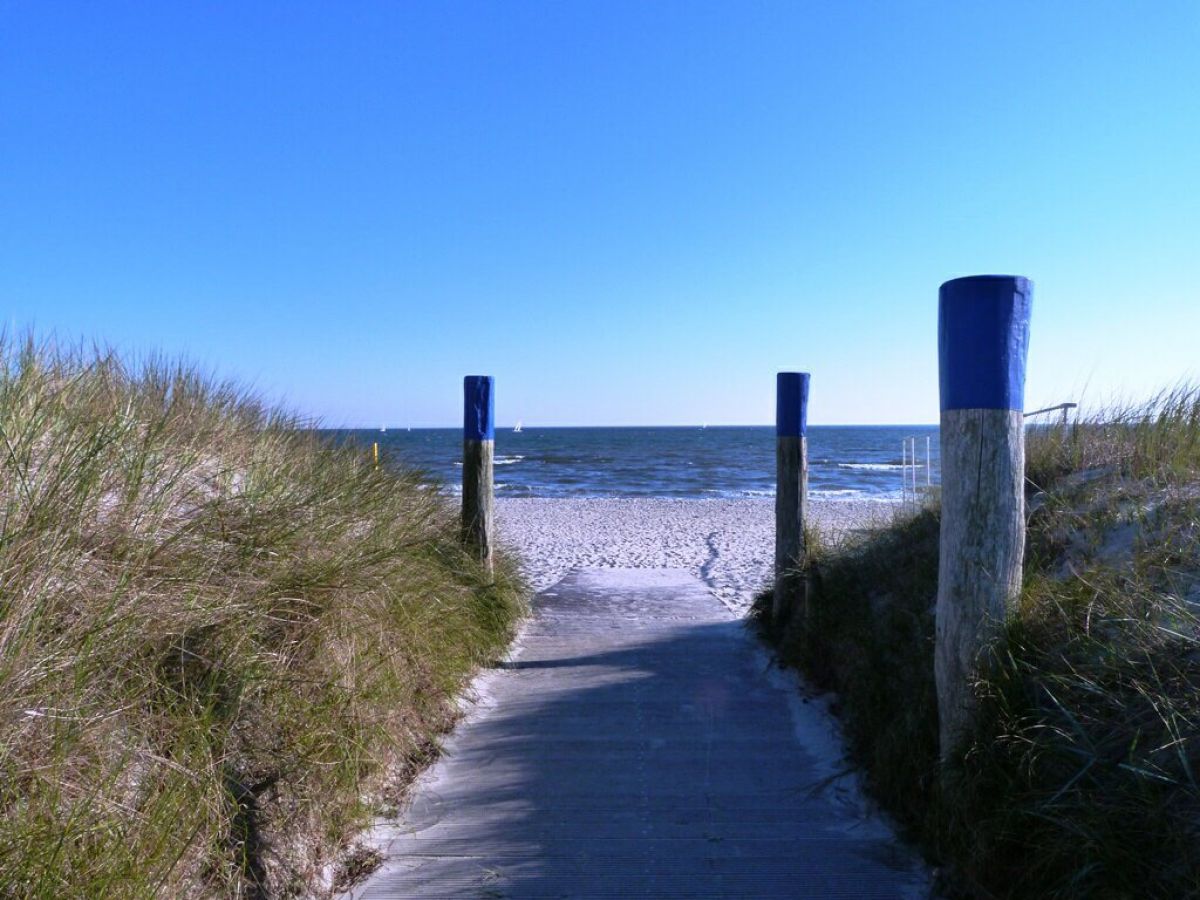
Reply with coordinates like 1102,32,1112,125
755,390,1200,898
0,337,524,898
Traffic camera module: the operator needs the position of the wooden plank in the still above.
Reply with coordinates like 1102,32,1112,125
935,275,1032,761
773,372,810,624
462,376,495,575
773,434,808,622
935,408,1024,757
461,438,494,572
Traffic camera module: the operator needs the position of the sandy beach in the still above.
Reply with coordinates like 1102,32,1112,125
496,497,895,614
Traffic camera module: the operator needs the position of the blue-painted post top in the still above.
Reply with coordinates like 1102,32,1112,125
776,372,810,437
463,375,494,441
938,275,1032,412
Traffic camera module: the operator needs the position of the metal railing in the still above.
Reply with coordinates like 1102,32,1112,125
1024,402,1077,423
901,435,933,509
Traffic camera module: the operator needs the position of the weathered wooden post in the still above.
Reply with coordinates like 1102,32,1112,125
936,275,1032,761
462,375,495,575
774,372,810,624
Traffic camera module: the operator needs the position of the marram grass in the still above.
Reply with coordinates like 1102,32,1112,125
0,339,524,898
756,389,1200,899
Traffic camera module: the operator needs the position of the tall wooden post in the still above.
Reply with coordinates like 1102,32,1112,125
774,372,810,624
935,276,1032,761
462,375,495,575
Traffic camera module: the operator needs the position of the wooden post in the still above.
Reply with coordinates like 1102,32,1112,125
935,275,1032,761
773,372,809,624
462,375,495,575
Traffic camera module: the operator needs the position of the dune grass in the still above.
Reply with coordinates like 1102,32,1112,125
756,388,1200,898
0,338,524,898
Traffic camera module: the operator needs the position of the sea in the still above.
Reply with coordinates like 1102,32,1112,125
325,426,940,502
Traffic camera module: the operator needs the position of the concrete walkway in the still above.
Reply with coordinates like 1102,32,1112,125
344,568,927,899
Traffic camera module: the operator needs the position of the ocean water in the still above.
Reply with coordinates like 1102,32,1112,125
325,426,940,501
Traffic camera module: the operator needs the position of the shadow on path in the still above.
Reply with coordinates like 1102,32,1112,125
346,568,925,899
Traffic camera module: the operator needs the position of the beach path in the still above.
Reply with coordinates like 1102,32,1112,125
343,568,926,899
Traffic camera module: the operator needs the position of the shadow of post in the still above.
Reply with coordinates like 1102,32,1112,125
350,569,922,899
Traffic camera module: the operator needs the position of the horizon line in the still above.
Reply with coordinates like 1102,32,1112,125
319,423,943,430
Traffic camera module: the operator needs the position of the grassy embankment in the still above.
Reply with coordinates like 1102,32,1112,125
755,389,1200,898
0,340,524,898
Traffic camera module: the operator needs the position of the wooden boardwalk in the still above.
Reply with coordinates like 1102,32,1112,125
344,568,927,899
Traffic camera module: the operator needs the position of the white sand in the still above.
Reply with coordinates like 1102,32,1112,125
495,497,895,614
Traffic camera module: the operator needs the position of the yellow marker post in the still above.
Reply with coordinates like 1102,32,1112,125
373,441,379,468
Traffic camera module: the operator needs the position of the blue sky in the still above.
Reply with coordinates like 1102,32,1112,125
3,1,1197,426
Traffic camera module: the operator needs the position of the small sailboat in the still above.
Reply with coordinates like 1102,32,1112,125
380,425,387,433
513,420,523,433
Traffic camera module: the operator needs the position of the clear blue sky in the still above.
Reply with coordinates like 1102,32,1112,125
3,2,1197,426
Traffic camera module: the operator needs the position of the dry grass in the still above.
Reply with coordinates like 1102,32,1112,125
756,389,1200,899
0,338,524,898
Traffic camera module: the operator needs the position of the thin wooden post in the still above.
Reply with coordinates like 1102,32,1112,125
935,275,1032,761
773,372,809,624
462,375,495,575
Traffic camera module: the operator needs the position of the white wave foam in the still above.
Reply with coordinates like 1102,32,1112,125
838,463,903,471
453,455,524,467
700,488,775,498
